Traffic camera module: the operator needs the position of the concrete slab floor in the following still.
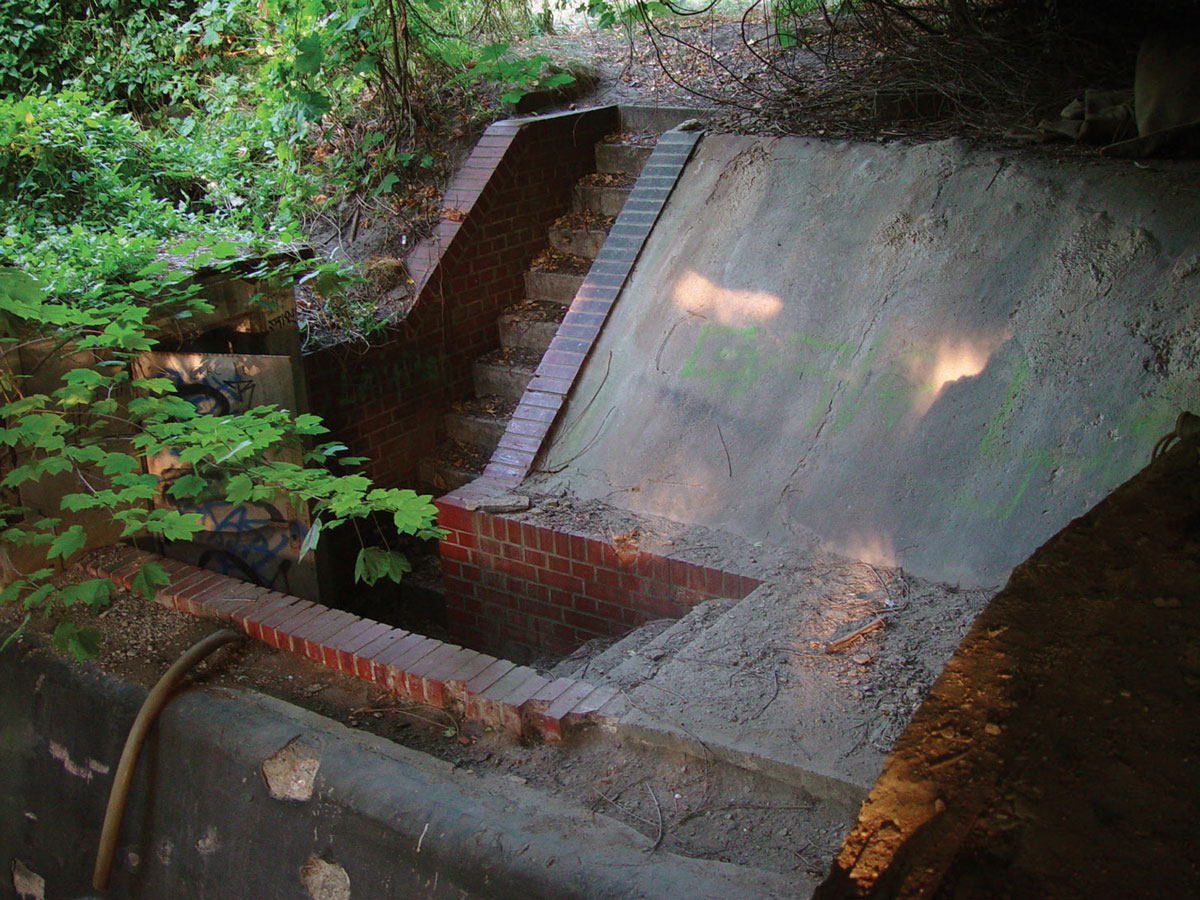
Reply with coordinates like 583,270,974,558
513,490,992,805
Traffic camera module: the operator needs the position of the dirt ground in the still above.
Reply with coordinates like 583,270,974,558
815,435,1200,898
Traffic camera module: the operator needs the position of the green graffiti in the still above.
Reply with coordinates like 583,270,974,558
677,322,1193,526
679,323,767,399
831,333,888,437
979,354,1030,458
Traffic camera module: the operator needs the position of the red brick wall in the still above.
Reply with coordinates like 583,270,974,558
303,107,621,488
436,496,761,661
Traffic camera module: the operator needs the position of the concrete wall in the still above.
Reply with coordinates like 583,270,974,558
531,135,1200,586
0,639,785,900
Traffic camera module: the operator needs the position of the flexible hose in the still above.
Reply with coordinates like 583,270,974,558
92,628,244,892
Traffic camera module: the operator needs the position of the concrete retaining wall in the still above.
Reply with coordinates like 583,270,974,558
531,135,1200,586
0,640,790,900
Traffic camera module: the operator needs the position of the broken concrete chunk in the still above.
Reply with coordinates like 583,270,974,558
262,737,321,801
460,493,531,513
11,861,44,900
301,856,351,900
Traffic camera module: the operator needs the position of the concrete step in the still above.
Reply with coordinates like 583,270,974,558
548,213,613,261
444,395,518,452
473,346,542,400
551,617,677,682
525,264,587,304
498,300,568,352
417,440,489,494
573,173,636,218
600,596,744,689
596,139,656,177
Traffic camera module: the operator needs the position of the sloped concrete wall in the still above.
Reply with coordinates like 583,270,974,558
531,135,1200,586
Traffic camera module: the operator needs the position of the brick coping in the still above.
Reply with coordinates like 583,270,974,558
84,546,626,743
463,127,704,494
399,106,622,308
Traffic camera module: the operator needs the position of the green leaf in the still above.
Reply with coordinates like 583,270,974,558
23,583,53,609
213,439,253,464
0,268,45,305
53,622,102,660
63,578,112,609
0,613,31,655
47,524,87,561
167,473,209,499
155,511,204,541
130,561,170,600
294,34,324,76
372,172,399,196
224,474,254,503
353,547,410,587
297,516,321,561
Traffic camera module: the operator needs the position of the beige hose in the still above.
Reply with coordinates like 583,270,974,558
92,628,244,892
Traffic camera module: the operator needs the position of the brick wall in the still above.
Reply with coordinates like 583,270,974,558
429,130,706,661
86,546,628,742
303,107,620,488
436,495,761,661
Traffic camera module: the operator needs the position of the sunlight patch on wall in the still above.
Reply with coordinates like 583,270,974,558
840,531,897,568
672,271,783,325
908,335,1006,419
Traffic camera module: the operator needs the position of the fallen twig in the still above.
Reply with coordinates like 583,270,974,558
646,784,664,852
351,703,459,735
593,786,657,827
825,617,884,653
746,670,780,721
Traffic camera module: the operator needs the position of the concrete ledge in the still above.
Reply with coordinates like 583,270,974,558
0,639,798,899
616,708,868,818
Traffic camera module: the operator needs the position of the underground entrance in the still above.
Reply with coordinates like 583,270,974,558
6,114,1200,899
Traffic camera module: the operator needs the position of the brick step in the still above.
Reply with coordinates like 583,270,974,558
473,346,541,400
417,440,489,494
596,139,656,177
525,262,587,304
550,617,677,682
572,173,636,218
84,546,628,743
548,213,613,261
444,395,517,452
498,300,568,352
592,596,744,689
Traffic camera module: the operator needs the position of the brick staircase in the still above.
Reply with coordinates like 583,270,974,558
418,133,659,492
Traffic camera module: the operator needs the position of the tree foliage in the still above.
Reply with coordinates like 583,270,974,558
0,0,570,656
